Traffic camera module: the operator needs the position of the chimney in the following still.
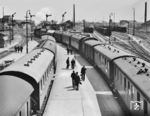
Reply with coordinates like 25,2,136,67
144,2,147,23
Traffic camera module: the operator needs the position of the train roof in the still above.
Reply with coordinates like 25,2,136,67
85,40,102,47
82,37,97,41
41,39,56,54
0,75,33,116
94,44,134,60
0,49,54,88
62,31,72,36
36,38,56,54
41,35,56,42
114,57,150,102
71,34,86,40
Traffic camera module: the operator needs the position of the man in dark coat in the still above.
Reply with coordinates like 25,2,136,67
74,72,81,90
66,45,69,54
71,58,76,69
66,57,70,69
81,65,87,81
71,71,76,88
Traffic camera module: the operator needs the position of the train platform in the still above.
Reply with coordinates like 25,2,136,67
0,40,38,67
43,44,101,116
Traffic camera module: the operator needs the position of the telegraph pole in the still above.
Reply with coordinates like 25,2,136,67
26,10,30,54
73,4,75,29
144,2,147,32
11,12,16,41
109,13,113,44
2,7,4,31
133,8,135,35
29,11,35,41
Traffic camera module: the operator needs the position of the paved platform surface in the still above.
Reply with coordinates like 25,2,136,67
0,40,38,66
76,54,125,116
43,44,101,116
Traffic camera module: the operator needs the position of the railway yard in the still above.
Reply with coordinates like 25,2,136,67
1,0,150,116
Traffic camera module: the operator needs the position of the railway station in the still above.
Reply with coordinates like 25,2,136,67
1,0,150,116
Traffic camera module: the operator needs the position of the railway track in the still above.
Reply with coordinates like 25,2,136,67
95,31,150,62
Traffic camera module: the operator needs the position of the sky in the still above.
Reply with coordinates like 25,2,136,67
0,0,149,24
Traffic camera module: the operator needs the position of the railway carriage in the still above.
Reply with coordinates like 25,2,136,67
83,40,101,63
61,32,72,46
81,37,97,54
70,34,86,51
53,31,63,43
113,57,150,116
0,35,56,116
0,75,33,116
93,44,135,81
0,48,55,114
53,30,150,115
41,35,56,42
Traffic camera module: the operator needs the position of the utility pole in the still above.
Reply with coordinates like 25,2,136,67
11,12,16,41
73,4,75,29
133,8,135,35
144,2,147,32
2,7,4,31
26,10,30,54
29,11,35,41
109,13,113,44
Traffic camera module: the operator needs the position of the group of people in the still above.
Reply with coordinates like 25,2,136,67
65,46,87,91
71,66,87,91
66,57,76,69
14,45,23,53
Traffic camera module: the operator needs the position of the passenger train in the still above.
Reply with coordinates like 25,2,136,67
53,30,150,116
0,35,57,116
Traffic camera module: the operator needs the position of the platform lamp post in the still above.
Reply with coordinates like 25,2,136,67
11,12,16,41
29,11,35,41
26,10,30,54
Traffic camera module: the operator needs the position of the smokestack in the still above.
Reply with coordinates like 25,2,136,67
144,2,147,23
73,4,75,28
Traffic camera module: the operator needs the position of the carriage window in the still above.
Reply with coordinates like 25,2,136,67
27,102,29,116
144,100,148,115
124,78,126,90
43,76,45,85
19,111,21,116
41,80,43,90
137,92,140,101
131,85,134,99
128,81,130,90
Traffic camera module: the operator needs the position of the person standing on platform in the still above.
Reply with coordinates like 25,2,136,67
20,46,23,53
71,58,76,69
74,72,81,90
71,71,76,88
81,65,87,81
66,57,70,69
66,45,69,55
